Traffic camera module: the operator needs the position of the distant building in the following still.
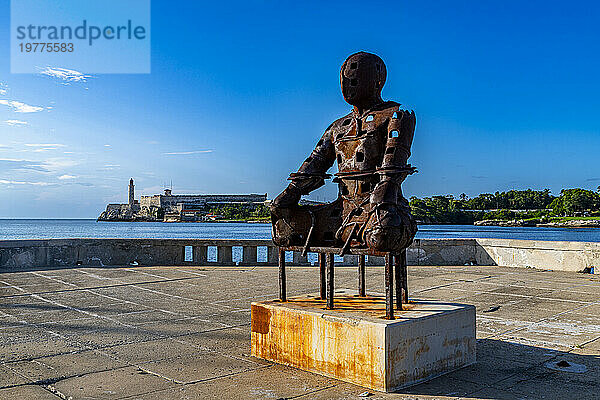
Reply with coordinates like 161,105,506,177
98,179,267,222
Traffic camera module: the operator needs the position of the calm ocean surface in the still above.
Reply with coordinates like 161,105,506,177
1,219,600,242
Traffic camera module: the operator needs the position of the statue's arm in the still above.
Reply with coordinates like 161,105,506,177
272,129,336,208
370,109,416,206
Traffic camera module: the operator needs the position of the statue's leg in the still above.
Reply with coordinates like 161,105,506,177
363,198,417,253
271,198,343,248
271,206,311,247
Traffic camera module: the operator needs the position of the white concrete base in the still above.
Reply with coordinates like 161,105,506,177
251,290,476,392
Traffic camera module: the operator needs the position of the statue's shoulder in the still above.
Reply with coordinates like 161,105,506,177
372,101,415,118
330,111,354,129
326,112,355,140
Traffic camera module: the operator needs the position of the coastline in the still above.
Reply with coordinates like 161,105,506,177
474,219,600,228
97,218,270,224
94,218,600,229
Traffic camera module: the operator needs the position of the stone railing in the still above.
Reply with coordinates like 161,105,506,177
0,238,598,273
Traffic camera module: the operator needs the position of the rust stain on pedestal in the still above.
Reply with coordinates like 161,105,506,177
251,293,476,392
251,295,396,391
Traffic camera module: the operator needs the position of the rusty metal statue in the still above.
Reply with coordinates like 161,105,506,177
271,52,417,255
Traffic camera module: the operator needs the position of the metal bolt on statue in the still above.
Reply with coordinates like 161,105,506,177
270,52,417,318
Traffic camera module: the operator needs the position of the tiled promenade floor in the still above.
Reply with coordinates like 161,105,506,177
0,264,599,399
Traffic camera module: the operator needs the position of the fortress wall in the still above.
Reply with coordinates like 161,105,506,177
0,238,598,273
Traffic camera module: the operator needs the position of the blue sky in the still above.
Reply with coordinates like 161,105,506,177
1,0,599,218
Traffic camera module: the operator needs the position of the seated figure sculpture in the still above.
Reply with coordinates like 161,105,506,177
271,52,417,254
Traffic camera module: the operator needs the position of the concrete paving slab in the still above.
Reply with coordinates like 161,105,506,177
111,309,180,325
139,351,262,384
445,354,533,386
200,309,251,327
178,326,249,357
71,326,165,349
294,382,459,400
0,338,84,363
545,288,599,303
400,376,485,398
7,349,127,383
475,338,561,365
13,309,90,325
103,337,216,364
0,315,21,331
463,387,524,400
0,297,59,315
499,318,600,349
137,317,228,337
84,299,154,316
488,284,556,298
0,364,32,388
493,364,600,399
53,366,178,399
0,286,26,297
137,364,339,400
0,384,59,399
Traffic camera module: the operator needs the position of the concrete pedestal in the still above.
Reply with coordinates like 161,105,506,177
251,290,476,392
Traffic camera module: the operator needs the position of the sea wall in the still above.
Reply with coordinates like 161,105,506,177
0,238,598,273
474,238,600,272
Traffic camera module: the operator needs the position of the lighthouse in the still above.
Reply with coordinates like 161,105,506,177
128,178,135,207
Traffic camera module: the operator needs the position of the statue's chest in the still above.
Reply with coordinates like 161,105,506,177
332,114,389,172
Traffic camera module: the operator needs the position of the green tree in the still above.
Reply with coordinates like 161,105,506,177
549,189,600,216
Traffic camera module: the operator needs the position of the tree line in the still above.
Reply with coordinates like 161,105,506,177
409,188,600,224
208,188,600,224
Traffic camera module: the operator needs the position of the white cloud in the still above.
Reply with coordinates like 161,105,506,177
25,143,66,147
0,158,47,172
38,67,91,83
0,179,54,186
23,144,66,152
42,158,78,171
0,100,44,113
104,144,111,147
0,83,7,95
4,120,28,126
163,150,214,155
58,174,77,180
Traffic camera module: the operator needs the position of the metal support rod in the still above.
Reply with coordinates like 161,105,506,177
326,253,334,309
385,253,394,320
279,249,286,302
400,249,408,304
394,254,403,311
358,255,366,297
319,253,326,300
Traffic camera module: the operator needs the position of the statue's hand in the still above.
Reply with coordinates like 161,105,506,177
271,185,301,211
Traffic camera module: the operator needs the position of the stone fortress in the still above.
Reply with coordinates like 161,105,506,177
97,178,267,222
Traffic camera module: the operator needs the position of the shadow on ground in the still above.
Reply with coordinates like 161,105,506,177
399,338,600,399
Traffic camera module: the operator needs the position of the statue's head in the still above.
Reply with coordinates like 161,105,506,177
340,52,387,107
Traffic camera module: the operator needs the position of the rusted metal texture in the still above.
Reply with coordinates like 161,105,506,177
278,249,286,302
270,52,418,313
319,253,326,300
358,255,366,296
326,253,334,309
385,253,394,319
271,52,418,254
